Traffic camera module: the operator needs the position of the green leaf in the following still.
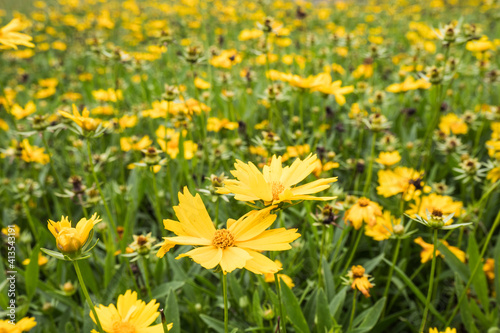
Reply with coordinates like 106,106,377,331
152,281,185,299
437,241,469,282
382,258,446,323
322,257,335,301
316,288,333,332
200,314,235,332
329,286,347,320
165,289,180,333
351,297,386,333
495,237,500,313
25,245,40,301
280,278,310,333
454,273,478,333
467,236,490,313
40,247,65,260
102,264,126,305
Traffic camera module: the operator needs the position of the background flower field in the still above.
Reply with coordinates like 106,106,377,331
0,0,499,332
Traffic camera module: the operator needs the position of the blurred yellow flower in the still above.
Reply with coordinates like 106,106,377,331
375,151,401,167
344,197,382,230
0,317,36,332
414,237,465,263
264,260,295,288
10,101,36,119
217,154,337,205
59,104,101,132
0,18,34,49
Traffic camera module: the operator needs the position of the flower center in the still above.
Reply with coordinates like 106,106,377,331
271,181,285,201
137,236,148,246
351,265,365,278
431,209,443,219
212,229,235,249
358,198,370,207
112,321,136,333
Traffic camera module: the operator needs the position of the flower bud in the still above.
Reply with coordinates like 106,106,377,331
56,229,82,254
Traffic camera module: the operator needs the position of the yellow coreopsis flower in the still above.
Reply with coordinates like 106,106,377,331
90,290,172,333
157,188,301,274
375,151,401,167
414,237,465,263
10,101,36,119
22,253,49,266
59,104,101,132
194,77,211,90
217,154,337,206
120,136,153,152
364,210,401,241
345,265,374,297
0,317,36,332
344,197,382,230
0,18,35,50
439,113,468,136
483,258,495,281
207,117,239,132
20,139,49,165
429,328,457,333
377,167,430,200
47,213,101,254
406,193,463,221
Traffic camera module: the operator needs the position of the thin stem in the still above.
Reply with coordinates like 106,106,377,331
318,225,327,289
73,261,104,333
222,272,229,333
87,141,117,238
22,201,38,241
362,132,377,196
141,255,153,300
348,289,358,331
419,229,438,333
275,273,286,333
382,237,401,317
342,227,363,274
445,207,500,327
41,132,65,193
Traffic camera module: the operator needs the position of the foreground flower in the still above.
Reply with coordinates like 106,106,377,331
343,265,374,297
90,290,172,333
157,187,300,274
0,317,36,332
59,104,101,132
217,154,337,206
0,18,34,49
47,213,101,255
344,197,382,230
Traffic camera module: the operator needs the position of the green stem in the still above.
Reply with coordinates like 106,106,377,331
348,289,358,331
73,261,104,333
362,132,377,196
318,225,327,289
419,229,438,333
222,272,229,333
87,141,117,238
342,227,363,274
22,201,38,241
445,207,500,327
275,273,286,333
41,132,65,193
141,256,153,300
382,237,401,310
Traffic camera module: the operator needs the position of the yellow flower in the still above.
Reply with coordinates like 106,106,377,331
386,76,431,93
466,36,494,53
344,197,382,230
487,165,500,183
207,117,239,132
92,88,123,102
312,77,354,106
429,328,457,333
120,136,153,152
238,28,263,41
157,187,300,274
22,253,49,266
90,290,172,333
352,63,373,79
217,154,337,205
439,113,468,135
289,72,331,90
47,213,101,254
414,237,465,263
59,104,101,132
375,151,401,167
0,118,9,131
0,317,36,332
10,101,36,119
346,265,374,297
483,258,495,281
210,49,242,69
194,77,211,90
377,167,430,200
1,224,20,238
406,193,463,221
0,18,35,49
157,130,198,160
264,260,295,288
364,210,401,241
118,115,138,129
20,139,49,165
